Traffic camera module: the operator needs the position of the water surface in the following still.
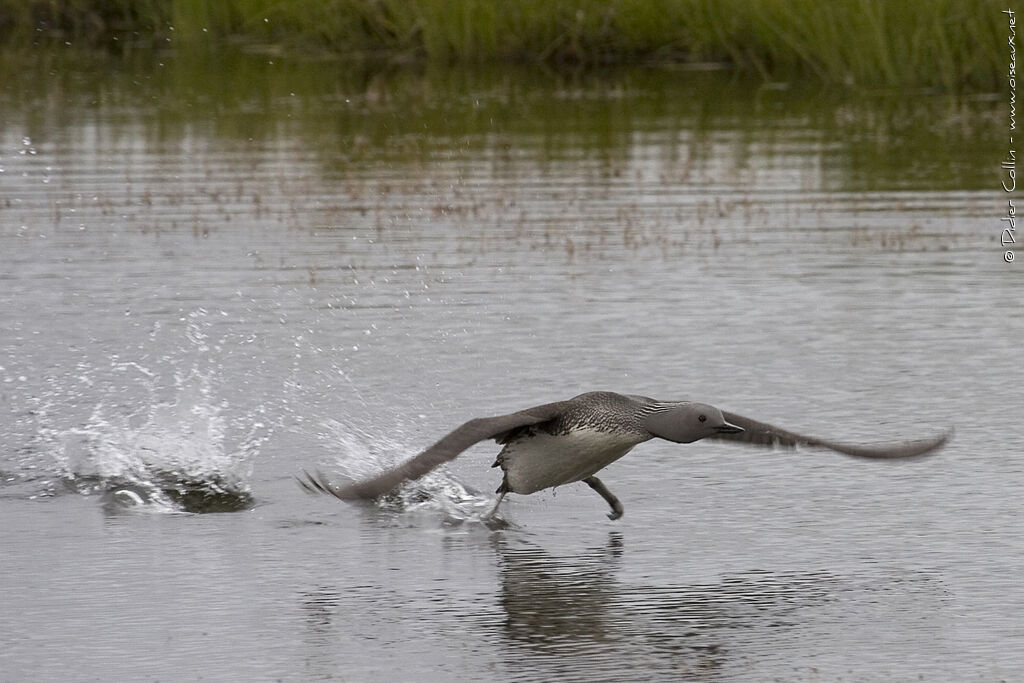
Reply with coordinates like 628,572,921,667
0,50,1019,681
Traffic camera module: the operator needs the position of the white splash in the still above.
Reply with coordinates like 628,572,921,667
50,370,263,513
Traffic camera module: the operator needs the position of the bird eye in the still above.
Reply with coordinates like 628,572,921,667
698,414,707,423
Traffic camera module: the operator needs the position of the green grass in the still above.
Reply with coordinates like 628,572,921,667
0,0,1007,90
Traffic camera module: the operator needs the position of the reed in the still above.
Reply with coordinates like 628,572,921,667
0,0,1004,90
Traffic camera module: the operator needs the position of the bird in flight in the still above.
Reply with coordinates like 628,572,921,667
299,391,951,520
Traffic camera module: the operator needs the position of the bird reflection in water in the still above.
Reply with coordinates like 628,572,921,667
494,533,836,680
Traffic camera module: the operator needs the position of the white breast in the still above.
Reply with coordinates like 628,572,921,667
500,427,650,495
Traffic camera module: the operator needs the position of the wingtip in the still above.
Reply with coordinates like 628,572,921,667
894,427,954,459
922,427,954,452
297,470,314,494
297,469,333,496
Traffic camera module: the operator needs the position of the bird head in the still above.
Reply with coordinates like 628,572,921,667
642,402,744,443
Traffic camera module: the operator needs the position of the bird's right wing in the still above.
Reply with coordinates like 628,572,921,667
710,411,952,459
299,400,569,501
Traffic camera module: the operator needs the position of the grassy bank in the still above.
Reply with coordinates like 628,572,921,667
0,0,1005,90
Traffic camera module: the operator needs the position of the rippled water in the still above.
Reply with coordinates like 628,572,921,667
1,50,1020,681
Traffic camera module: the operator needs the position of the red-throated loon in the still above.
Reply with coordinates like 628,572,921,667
299,391,951,520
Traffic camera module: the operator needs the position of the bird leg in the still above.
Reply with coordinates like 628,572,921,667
583,476,624,520
482,490,507,521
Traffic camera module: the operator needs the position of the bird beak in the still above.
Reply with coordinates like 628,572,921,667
716,421,744,435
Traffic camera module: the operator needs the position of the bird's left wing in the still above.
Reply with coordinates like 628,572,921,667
299,400,569,501
709,411,952,459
